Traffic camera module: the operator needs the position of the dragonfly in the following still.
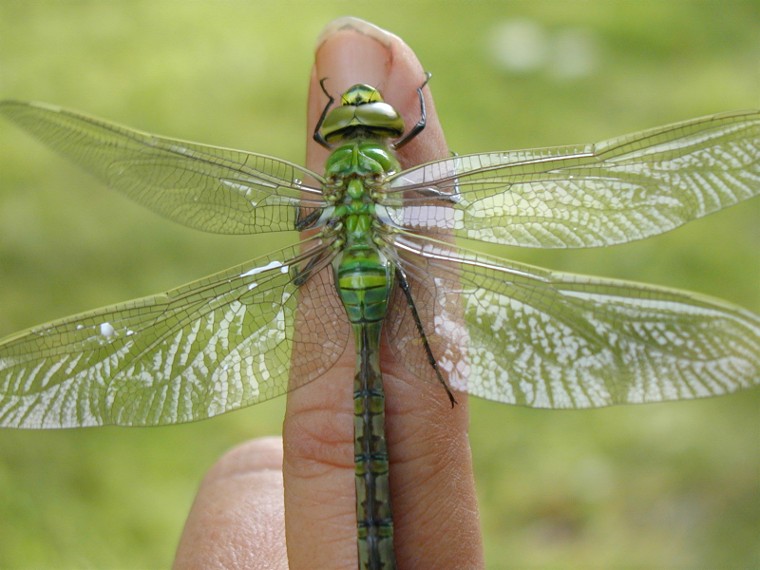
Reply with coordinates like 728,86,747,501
0,80,758,569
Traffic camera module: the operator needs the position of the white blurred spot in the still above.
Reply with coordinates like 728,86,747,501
488,19,548,73
488,19,599,80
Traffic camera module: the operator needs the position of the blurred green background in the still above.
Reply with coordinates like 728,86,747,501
0,1,758,568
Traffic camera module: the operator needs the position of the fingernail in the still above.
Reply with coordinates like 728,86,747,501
316,16,396,50
315,17,397,93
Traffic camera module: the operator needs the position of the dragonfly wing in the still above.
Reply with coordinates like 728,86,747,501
387,110,759,248
0,241,348,428
387,234,759,408
0,100,325,235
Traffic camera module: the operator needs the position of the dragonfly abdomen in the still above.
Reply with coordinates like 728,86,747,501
353,320,395,570
334,246,397,569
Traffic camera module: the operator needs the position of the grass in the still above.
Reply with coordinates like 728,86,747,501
0,1,758,568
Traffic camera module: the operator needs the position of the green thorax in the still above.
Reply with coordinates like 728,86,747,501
325,140,401,242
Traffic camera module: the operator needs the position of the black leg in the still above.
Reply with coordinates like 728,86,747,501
313,78,335,149
292,243,334,287
396,265,457,407
392,72,432,151
294,206,323,231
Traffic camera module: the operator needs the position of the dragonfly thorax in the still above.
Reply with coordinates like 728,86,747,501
328,178,380,247
324,142,401,183
322,140,400,248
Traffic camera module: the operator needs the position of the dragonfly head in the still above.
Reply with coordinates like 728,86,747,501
340,84,384,106
319,83,405,144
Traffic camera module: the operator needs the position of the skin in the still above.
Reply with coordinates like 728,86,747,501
173,18,484,570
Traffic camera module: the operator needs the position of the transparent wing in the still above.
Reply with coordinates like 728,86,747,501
0,100,325,235
386,110,759,247
0,240,349,428
386,233,759,408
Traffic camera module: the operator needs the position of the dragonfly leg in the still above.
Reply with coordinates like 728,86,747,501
313,78,335,149
292,245,334,287
392,72,432,151
396,267,457,407
294,206,323,231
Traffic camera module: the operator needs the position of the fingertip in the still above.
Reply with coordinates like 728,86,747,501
307,18,447,171
204,436,284,479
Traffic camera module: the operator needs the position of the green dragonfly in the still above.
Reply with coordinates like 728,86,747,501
0,81,758,569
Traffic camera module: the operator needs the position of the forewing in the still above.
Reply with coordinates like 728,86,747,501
387,110,759,248
0,242,348,428
0,100,324,235
388,234,760,408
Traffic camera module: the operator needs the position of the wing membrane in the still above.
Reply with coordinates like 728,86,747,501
0,100,325,235
0,241,347,428
389,234,760,408
388,110,759,247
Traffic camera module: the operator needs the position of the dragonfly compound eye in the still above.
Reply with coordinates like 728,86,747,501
341,84,385,106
